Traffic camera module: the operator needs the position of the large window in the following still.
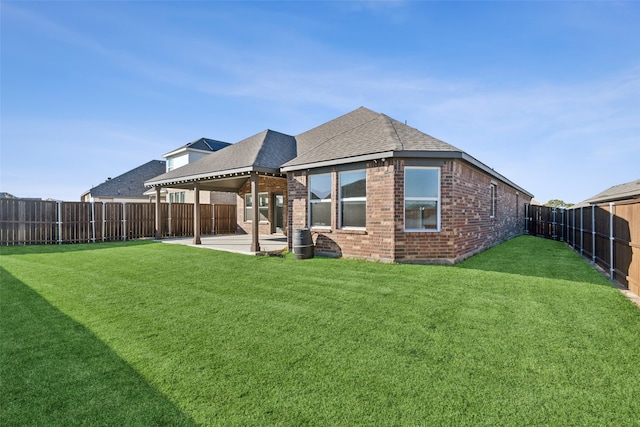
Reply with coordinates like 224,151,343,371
404,167,440,231
339,170,366,228
245,192,269,222
309,173,332,227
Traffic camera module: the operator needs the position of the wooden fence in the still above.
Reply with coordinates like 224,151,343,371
0,199,237,246
213,204,237,235
526,201,639,295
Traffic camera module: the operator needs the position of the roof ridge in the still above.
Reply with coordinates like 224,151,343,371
201,138,213,151
383,114,404,151
294,112,382,160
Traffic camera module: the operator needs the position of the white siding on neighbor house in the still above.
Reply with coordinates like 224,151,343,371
167,153,189,171
188,152,210,164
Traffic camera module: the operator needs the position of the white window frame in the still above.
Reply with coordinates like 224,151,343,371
258,192,269,223
338,169,366,230
308,173,332,228
246,192,269,222
404,166,441,232
490,183,497,218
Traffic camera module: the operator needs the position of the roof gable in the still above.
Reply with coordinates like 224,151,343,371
163,137,231,157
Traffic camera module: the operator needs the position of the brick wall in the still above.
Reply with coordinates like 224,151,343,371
237,175,288,235
287,158,531,263
287,161,396,262
448,160,530,262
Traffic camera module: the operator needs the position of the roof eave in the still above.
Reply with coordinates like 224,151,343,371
145,166,283,188
163,147,217,158
281,151,396,172
281,150,534,198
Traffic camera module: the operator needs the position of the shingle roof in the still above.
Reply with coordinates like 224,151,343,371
88,160,166,198
145,107,532,197
283,107,462,168
146,130,296,186
163,137,231,156
582,178,640,204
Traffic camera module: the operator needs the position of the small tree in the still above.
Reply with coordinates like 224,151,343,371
545,199,574,209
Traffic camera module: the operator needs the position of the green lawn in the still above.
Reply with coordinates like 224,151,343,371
1,236,639,426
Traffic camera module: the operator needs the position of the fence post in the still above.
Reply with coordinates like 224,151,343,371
552,207,557,240
102,202,106,242
90,201,96,243
591,205,596,264
18,200,26,244
525,203,529,234
57,201,62,244
122,202,127,241
168,202,172,237
580,206,584,255
561,208,565,242
572,208,576,248
609,202,614,280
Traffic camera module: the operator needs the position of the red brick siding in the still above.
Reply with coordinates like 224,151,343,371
394,160,457,262
449,160,530,262
287,158,531,263
287,161,396,262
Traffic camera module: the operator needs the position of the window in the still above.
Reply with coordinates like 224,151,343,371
169,191,185,203
404,167,440,231
490,183,497,218
245,193,269,222
167,158,174,172
309,173,332,227
258,193,269,222
339,170,366,228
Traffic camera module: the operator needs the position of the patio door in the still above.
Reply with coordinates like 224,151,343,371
273,194,284,234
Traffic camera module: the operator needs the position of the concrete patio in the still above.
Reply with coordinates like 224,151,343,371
159,233,288,255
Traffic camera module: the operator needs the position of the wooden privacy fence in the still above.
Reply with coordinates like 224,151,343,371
213,204,237,235
526,202,639,295
0,199,237,246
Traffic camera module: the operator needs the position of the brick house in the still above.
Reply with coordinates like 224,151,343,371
146,107,533,263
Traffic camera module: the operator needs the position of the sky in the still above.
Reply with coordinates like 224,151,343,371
1,1,639,204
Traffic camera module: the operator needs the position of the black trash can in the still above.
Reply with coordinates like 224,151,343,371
293,228,314,260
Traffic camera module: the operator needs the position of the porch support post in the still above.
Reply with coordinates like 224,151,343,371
154,187,162,240
251,172,260,252
193,183,201,245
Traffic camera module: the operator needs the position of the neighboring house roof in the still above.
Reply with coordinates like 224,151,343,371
0,192,17,199
146,130,297,190
579,178,640,205
163,137,231,157
85,160,166,198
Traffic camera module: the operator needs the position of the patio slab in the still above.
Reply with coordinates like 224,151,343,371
159,234,288,255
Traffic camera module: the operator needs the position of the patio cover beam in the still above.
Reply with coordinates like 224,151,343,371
251,172,260,252
154,186,161,239
193,183,201,245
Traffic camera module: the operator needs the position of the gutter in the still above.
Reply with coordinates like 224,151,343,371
145,166,283,188
282,150,534,198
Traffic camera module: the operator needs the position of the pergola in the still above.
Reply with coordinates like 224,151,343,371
145,129,297,253
150,169,286,252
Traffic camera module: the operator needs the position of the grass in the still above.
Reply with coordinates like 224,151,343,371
1,236,639,426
